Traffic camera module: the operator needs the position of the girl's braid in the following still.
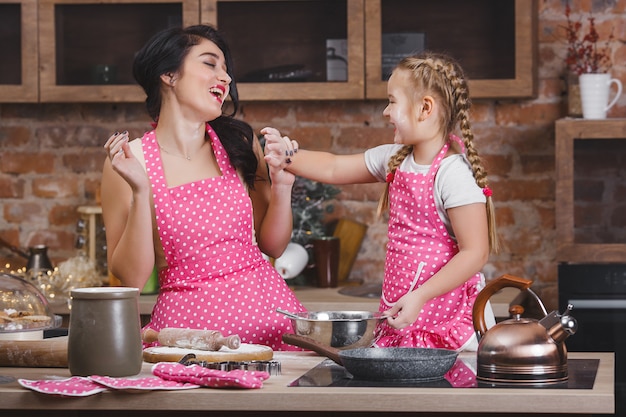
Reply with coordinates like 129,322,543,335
376,145,413,217
432,55,499,253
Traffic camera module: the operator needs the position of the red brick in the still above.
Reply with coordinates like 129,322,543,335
62,151,107,174
520,155,555,175
49,204,80,226
32,177,80,199
286,127,333,150
492,178,554,201
4,202,43,224
495,102,563,126
338,127,390,150
0,176,25,198
481,154,514,177
0,153,56,174
85,179,102,203
0,126,32,147
495,206,515,227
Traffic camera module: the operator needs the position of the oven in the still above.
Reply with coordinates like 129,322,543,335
559,263,626,417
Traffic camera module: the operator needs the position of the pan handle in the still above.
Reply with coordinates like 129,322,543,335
282,333,343,365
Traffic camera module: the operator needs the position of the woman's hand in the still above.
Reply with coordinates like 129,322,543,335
260,127,300,187
103,131,149,193
261,127,298,170
382,290,427,329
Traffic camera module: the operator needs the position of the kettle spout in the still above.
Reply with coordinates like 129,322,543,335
541,304,578,343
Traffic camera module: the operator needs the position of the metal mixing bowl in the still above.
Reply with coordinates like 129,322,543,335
279,310,384,349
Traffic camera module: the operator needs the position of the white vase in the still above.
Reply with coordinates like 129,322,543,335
579,73,623,119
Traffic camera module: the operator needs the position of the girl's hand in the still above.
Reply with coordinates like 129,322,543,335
103,131,149,193
261,127,299,169
382,290,426,329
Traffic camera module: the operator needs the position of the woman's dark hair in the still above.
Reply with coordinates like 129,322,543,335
133,25,257,189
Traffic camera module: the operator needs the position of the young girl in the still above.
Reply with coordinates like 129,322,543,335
262,51,498,351
101,25,305,351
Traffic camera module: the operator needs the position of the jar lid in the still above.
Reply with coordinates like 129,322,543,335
70,286,139,300
0,273,62,334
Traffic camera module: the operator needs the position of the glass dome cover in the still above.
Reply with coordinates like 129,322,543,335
0,273,62,333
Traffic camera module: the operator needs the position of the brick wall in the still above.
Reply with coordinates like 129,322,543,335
1,1,625,311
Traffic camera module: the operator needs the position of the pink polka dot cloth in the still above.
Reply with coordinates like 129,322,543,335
18,377,108,397
88,375,200,391
152,362,270,389
18,375,200,397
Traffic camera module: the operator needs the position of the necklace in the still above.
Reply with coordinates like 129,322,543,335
158,144,191,161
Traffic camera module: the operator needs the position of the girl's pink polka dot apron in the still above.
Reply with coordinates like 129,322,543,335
375,136,481,350
142,124,305,351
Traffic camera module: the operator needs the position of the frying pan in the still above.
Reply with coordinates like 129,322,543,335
282,333,458,381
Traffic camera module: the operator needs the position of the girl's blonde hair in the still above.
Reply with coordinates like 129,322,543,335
377,51,499,253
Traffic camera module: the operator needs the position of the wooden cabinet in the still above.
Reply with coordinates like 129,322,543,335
1,0,536,103
555,118,626,262
201,0,365,100
365,0,537,99
37,0,200,102
0,0,38,102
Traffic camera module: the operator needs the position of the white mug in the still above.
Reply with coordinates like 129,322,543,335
579,73,623,119
274,242,308,279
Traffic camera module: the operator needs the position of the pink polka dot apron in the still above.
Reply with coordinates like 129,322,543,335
142,124,305,351
375,136,481,350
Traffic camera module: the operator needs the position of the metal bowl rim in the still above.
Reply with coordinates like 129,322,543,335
288,310,385,322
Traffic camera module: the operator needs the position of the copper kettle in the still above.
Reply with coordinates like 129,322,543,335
473,274,578,384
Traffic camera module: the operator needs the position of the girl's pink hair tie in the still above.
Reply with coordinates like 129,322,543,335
386,171,395,183
482,187,493,197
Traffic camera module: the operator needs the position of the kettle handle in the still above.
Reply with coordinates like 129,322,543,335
473,274,533,337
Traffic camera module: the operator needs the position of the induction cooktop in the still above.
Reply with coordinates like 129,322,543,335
288,358,599,389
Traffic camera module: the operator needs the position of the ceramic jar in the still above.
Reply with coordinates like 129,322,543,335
68,287,142,377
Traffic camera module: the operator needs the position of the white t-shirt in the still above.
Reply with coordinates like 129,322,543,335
364,143,486,239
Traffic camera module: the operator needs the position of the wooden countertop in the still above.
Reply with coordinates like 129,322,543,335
0,352,614,416
52,285,519,319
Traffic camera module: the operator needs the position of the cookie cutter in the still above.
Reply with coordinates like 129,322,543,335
178,353,281,376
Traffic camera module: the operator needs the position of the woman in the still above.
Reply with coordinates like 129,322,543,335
101,25,305,350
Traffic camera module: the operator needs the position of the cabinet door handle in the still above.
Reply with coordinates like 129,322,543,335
567,299,626,309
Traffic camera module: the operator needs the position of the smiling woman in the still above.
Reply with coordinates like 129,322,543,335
100,25,306,351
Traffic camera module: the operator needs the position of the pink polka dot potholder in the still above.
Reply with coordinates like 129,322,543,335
88,375,200,391
152,362,270,389
18,377,107,397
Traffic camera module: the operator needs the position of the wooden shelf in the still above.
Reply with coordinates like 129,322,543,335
2,0,536,103
201,0,365,100
0,0,38,102
37,0,200,103
365,0,537,99
555,118,626,263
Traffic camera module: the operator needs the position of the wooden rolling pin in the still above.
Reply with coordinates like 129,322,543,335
141,328,241,351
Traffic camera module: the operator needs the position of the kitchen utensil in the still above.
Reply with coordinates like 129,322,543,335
282,333,458,381
68,287,143,377
142,343,274,363
0,336,68,367
0,236,29,259
178,353,282,375
473,274,578,384
26,245,53,273
276,309,384,349
141,328,241,351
